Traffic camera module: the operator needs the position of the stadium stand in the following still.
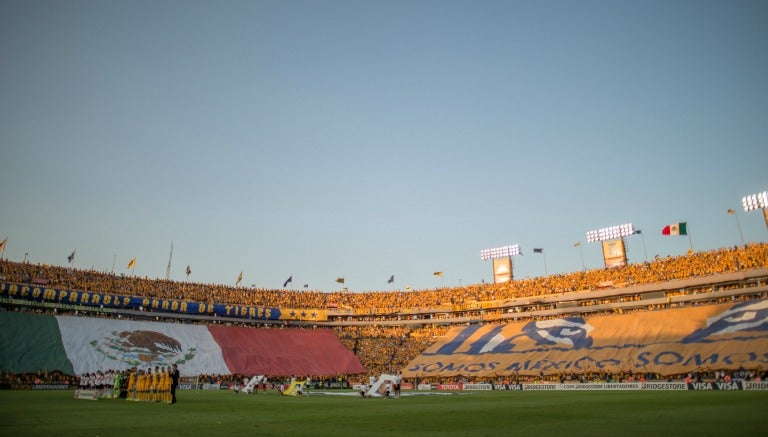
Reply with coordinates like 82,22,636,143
1,243,767,386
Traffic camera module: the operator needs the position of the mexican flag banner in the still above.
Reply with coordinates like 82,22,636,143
0,312,365,377
662,222,687,236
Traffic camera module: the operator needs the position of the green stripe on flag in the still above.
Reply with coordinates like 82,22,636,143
678,222,687,236
0,312,75,374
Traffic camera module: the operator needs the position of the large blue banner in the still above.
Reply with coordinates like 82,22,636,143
0,282,281,321
404,299,768,377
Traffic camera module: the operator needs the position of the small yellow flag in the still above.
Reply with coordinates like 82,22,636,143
433,271,443,277
127,258,136,269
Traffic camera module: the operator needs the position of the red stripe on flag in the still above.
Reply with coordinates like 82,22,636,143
207,326,366,377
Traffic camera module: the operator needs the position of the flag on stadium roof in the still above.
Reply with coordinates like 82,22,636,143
336,277,345,284
433,271,443,277
533,248,543,253
127,258,136,269
186,265,191,276
387,275,394,283
236,271,243,286
573,241,580,247
0,237,7,254
662,222,687,236
727,209,736,215
283,275,292,287
67,250,76,263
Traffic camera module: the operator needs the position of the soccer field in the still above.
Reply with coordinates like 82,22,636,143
1,389,766,436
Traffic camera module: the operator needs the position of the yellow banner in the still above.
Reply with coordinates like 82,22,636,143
279,308,327,322
403,299,768,377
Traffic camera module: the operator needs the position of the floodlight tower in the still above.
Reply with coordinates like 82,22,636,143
742,190,768,232
480,244,520,284
586,223,635,268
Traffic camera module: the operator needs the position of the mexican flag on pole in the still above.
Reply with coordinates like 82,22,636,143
662,222,687,236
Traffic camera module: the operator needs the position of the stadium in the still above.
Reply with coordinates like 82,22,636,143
3,1,768,435
2,242,768,434
2,242,767,387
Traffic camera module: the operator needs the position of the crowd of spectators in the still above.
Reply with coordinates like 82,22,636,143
332,325,451,377
2,244,766,315
410,367,767,387
0,369,77,389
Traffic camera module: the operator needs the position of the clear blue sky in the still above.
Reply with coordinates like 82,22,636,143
1,0,767,292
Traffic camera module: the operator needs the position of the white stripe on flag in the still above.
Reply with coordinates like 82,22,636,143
56,316,230,375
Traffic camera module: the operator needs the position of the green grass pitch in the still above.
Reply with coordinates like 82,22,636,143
1,389,767,436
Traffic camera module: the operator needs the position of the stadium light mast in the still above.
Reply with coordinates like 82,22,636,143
480,244,520,284
586,222,635,269
742,190,768,233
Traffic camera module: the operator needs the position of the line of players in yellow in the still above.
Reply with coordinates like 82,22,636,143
125,366,173,403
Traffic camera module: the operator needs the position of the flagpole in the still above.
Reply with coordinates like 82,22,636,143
575,242,585,272
687,224,694,253
640,232,648,263
542,252,548,276
166,241,174,280
111,253,116,274
730,210,745,246
736,213,745,246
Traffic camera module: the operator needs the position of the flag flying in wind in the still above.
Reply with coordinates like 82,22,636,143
727,209,736,215
186,265,191,276
127,258,136,269
67,250,76,264
387,275,394,284
236,271,243,286
433,271,443,277
336,277,345,284
0,238,7,254
533,248,543,253
573,241,580,247
662,222,687,236
283,276,292,287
